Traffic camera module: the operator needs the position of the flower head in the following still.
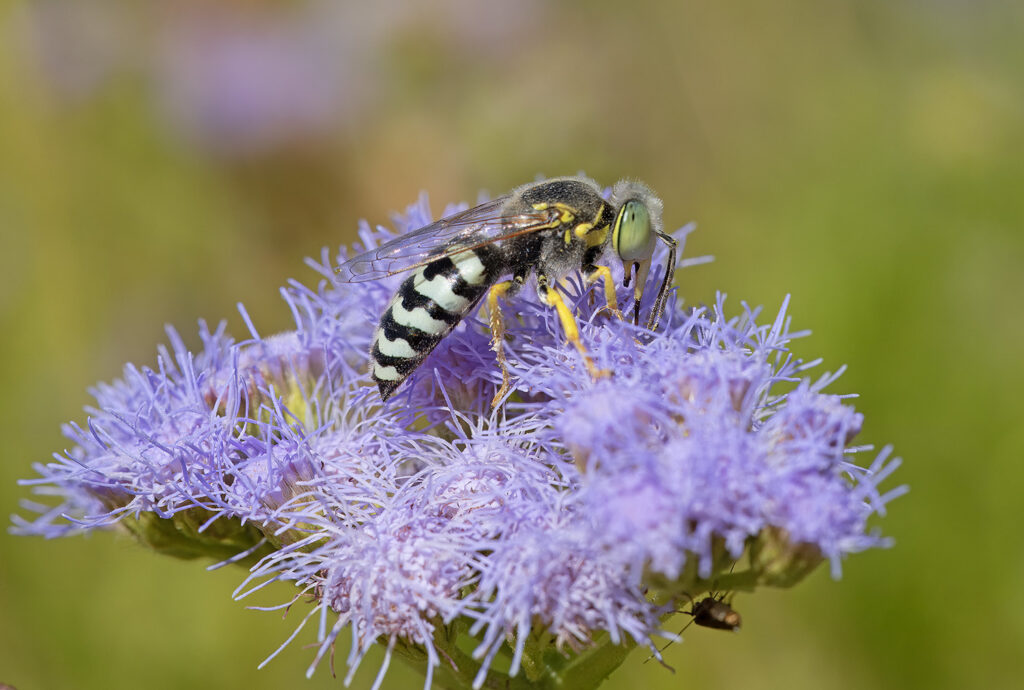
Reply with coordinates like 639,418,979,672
16,185,904,689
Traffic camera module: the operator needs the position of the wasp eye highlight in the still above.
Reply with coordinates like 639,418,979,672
613,199,654,263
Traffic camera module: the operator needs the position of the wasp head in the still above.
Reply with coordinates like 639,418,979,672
610,180,665,325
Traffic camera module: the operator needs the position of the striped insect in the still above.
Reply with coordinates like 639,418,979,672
335,176,676,404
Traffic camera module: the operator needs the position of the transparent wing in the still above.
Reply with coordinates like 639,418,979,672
336,195,559,282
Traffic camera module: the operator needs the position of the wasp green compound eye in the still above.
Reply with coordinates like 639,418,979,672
612,199,655,263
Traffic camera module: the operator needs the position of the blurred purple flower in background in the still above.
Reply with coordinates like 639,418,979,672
16,0,545,156
15,187,904,689
153,7,350,155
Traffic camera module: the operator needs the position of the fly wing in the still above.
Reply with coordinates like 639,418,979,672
336,195,557,283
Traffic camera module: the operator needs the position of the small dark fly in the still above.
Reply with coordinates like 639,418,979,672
647,590,742,667
683,591,742,632
335,176,676,404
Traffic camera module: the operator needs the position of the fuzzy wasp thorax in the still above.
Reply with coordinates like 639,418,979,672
335,176,677,404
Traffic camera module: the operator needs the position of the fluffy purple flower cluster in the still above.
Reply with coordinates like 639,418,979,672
16,192,904,689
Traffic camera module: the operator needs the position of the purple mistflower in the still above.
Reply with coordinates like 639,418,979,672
18,1,549,156
16,183,905,690
153,5,354,156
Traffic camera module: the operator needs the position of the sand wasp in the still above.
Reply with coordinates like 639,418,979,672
336,176,676,404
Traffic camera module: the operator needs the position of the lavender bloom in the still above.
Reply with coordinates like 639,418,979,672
16,187,904,690
154,5,354,156
18,1,548,156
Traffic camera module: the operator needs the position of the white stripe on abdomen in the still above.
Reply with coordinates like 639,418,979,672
453,251,486,285
413,271,471,313
375,331,418,358
390,299,448,334
373,362,401,381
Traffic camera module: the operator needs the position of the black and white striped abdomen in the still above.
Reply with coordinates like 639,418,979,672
371,246,500,400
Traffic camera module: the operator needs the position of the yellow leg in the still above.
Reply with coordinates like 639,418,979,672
487,281,514,407
585,265,625,321
539,284,611,381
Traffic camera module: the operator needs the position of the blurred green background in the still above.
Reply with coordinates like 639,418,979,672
2,0,1022,688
